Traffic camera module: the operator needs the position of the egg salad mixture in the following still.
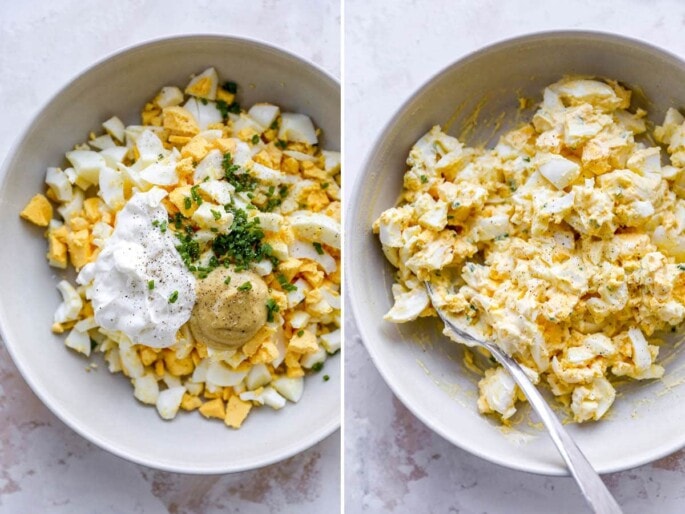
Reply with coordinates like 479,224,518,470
374,77,685,424
20,67,341,429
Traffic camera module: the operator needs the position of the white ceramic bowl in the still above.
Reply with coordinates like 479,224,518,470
0,35,340,473
348,31,685,475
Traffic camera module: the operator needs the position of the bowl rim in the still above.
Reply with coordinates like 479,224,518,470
0,33,340,474
347,28,685,476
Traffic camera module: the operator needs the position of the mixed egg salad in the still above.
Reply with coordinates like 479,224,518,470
374,77,685,424
20,67,341,429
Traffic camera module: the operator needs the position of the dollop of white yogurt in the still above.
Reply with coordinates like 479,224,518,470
78,188,196,348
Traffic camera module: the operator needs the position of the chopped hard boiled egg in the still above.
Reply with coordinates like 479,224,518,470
21,67,340,431
375,76,685,424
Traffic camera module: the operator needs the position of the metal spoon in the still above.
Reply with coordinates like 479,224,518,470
425,282,623,514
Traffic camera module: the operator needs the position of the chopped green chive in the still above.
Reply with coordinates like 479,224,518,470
211,209,222,221
148,280,155,290
184,197,192,210
190,185,203,206
312,362,324,372
313,242,324,255
297,330,304,337
251,134,260,145
323,374,330,382
420,175,428,184
222,153,258,192
321,182,329,189
238,281,252,292
275,139,287,150
224,81,238,94
278,274,297,292
266,298,280,322
224,275,231,285
168,291,179,303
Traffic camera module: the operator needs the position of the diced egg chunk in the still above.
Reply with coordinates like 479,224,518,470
156,86,184,108
477,367,517,420
538,154,580,189
261,386,287,409
278,113,318,144
64,327,91,356
183,98,224,130
301,347,327,369
198,180,233,205
628,327,652,371
248,103,280,129
66,150,105,187
206,361,247,387
191,203,234,230
320,329,341,354
134,373,160,405
185,67,219,101
98,166,125,210
272,376,304,402
155,386,186,420
45,167,73,202
54,280,83,323
384,284,428,323
288,212,341,249
102,116,126,142
245,363,272,390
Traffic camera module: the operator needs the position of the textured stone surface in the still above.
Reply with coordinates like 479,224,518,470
0,2,339,513
345,0,685,512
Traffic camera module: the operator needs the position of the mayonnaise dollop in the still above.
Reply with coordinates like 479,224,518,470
78,188,196,348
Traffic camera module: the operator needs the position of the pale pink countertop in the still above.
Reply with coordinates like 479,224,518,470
0,1,340,513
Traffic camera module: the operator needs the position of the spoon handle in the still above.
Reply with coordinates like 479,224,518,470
425,281,623,514
483,341,623,514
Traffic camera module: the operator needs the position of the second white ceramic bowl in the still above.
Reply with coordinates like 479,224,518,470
0,35,340,473
348,31,685,475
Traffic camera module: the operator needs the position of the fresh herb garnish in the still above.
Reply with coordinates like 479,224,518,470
275,139,287,150
211,209,222,221
223,81,237,94
297,330,304,337
168,291,179,303
211,208,275,268
184,197,192,210
222,153,258,192
312,362,324,372
251,134,260,145
238,281,252,292
224,275,231,285
190,185,203,206
313,242,324,255
321,182,329,189
148,280,155,290
215,100,241,119
420,175,428,184
277,274,297,292
266,298,280,322
175,233,201,267
323,374,330,382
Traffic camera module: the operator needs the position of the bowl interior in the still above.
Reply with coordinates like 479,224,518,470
0,35,340,473
348,31,685,475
